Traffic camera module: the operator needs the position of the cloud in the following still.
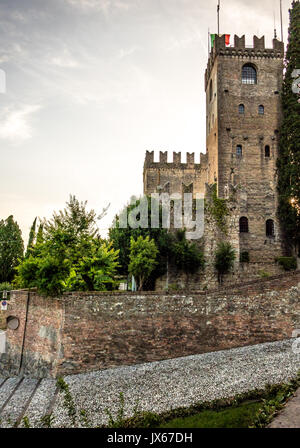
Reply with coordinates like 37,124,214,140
65,0,131,15
50,48,80,68
0,104,41,142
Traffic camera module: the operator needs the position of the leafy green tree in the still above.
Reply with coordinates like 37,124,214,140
215,242,236,284
109,196,174,288
128,236,158,291
277,1,300,255
15,196,119,296
25,217,37,258
0,216,24,283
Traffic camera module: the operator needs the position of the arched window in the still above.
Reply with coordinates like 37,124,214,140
209,79,213,102
258,105,264,115
265,145,270,157
236,145,243,157
239,104,245,114
266,219,275,237
242,64,257,85
239,217,249,233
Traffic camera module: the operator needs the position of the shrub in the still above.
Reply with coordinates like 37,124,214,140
275,256,297,271
215,242,236,284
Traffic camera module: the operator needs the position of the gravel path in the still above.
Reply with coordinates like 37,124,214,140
0,339,299,428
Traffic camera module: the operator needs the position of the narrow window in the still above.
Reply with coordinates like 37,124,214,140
258,105,264,115
239,104,245,114
265,145,270,157
239,217,249,233
236,145,243,157
266,219,275,237
242,64,257,85
209,79,213,102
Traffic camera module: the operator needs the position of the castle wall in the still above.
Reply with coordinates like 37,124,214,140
1,271,300,377
143,151,207,197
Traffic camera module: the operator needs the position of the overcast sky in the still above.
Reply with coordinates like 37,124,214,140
0,0,293,242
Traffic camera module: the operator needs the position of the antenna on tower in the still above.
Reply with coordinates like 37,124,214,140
217,0,220,35
280,0,283,42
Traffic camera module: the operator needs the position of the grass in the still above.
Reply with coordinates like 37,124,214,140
159,401,262,428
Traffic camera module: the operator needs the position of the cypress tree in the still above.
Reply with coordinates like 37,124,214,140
277,1,300,256
25,217,37,258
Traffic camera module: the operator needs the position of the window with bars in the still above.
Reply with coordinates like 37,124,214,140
239,104,245,114
266,219,275,237
258,105,264,115
236,145,243,157
239,217,249,233
242,64,257,85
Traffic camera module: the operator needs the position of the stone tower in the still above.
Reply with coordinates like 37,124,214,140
205,34,285,264
143,34,286,285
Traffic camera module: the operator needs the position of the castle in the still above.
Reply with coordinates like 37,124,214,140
143,34,286,288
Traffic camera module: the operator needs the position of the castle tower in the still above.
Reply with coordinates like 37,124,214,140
205,34,285,263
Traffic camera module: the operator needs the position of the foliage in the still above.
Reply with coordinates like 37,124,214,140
109,196,174,287
109,197,204,289
25,217,37,258
277,1,300,255
275,256,297,271
171,230,205,274
0,215,24,283
0,282,12,292
15,196,119,296
250,372,300,428
215,242,236,283
128,236,158,291
57,377,77,426
240,251,250,263
207,184,229,234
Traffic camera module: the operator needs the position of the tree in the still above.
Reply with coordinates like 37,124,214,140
0,216,24,283
215,242,236,284
109,196,174,288
128,236,158,291
277,1,300,256
15,196,119,296
25,217,37,258
171,229,205,286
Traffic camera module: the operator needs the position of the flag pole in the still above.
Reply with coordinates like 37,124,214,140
208,28,210,55
280,0,283,42
217,0,220,35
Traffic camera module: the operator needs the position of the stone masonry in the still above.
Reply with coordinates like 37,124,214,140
1,271,299,378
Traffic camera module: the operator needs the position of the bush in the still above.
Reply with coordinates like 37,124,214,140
215,242,236,284
275,256,297,271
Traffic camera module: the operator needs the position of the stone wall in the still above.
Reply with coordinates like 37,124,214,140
1,271,299,378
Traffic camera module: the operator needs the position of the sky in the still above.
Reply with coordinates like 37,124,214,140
0,0,293,243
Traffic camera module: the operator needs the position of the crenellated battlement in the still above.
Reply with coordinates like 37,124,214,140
144,151,207,169
205,34,284,89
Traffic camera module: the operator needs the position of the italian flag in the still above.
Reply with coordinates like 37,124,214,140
211,34,230,48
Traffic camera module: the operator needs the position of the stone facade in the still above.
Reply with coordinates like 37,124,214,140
143,34,287,285
1,271,299,378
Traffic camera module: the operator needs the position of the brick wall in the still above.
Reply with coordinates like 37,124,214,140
1,271,299,378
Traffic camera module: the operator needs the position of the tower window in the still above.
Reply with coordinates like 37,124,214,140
239,217,249,233
236,145,243,157
266,219,275,237
265,145,270,157
209,80,213,102
239,104,245,114
242,64,257,85
258,105,264,115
